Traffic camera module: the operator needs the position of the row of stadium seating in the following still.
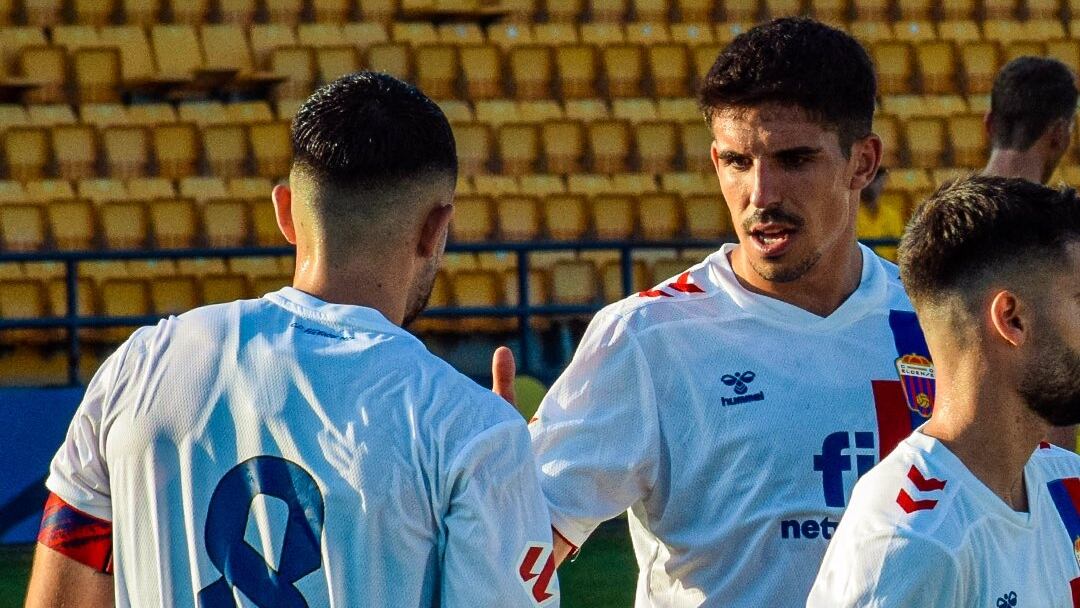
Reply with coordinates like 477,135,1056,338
3,0,1080,25
4,24,1080,103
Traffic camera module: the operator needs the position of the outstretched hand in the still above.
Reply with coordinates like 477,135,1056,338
491,346,516,406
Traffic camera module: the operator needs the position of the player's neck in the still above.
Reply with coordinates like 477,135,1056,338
729,241,864,318
289,248,408,325
983,149,1048,184
921,360,1047,512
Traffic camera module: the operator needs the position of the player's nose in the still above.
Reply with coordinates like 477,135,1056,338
748,162,784,210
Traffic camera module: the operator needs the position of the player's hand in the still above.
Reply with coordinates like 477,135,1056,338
491,346,516,406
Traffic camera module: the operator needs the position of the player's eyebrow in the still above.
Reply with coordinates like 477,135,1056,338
772,146,823,158
716,150,750,162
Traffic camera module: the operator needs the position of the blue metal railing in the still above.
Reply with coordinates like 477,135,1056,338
0,238,900,384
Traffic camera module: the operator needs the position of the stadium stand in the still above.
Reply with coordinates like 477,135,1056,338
1,2,1078,386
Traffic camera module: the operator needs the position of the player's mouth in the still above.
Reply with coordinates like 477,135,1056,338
749,224,798,258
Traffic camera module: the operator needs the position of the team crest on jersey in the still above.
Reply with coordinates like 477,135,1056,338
895,354,935,418
1047,478,1080,569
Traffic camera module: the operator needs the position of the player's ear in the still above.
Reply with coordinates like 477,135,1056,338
848,134,882,191
709,138,723,179
988,290,1026,348
417,203,454,259
272,183,297,245
1049,118,1072,153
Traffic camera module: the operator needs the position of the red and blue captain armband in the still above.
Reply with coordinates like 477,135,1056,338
37,492,113,574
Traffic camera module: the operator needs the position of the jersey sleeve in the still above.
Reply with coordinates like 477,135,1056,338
45,336,139,522
806,531,963,608
528,310,660,549
441,418,560,608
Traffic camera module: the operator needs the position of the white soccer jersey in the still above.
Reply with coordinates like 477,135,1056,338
808,432,1080,607
530,243,933,607
47,286,559,608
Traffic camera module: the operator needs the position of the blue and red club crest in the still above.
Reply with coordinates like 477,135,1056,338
895,354,935,418
1047,478,1080,568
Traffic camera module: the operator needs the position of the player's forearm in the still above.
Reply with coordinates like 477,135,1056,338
552,529,576,568
24,544,114,608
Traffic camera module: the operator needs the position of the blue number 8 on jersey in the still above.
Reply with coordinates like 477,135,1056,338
199,456,325,608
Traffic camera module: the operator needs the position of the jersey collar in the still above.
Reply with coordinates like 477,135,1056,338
705,242,889,331
264,286,418,341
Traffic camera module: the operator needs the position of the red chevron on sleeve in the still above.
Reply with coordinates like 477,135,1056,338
38,493,113,574
896,489,939,513
907,466,948,492
667,272,705,294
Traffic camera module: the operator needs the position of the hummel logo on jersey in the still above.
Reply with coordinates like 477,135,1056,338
638,271,706,298
996,591,1018,607
814,431,876,507
896,465,947,513
720,371,765,406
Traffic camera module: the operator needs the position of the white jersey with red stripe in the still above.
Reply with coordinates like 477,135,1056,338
529,243,931,607
46,287,559,608
808,432,1080,607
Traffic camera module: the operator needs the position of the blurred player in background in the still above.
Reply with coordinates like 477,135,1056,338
24,72,558,608
528,17,933,606
983,56,1078,450
983,56,1078,185
809,175,1080,607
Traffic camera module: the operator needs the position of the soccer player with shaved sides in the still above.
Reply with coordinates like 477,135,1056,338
528,17,933,606
809,176,1080,607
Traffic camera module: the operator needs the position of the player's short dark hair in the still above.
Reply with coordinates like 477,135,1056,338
698,17,876,155
989,57,1078,151
291,71,457,190
899,175,1080,308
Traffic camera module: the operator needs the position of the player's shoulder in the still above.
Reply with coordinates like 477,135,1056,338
594,250,742,334
842,435,969,550
1029,441,1080,482
873,252,916,312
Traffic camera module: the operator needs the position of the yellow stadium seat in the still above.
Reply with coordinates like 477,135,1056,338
127,177,174,200
904,118,945,168
96,278,149,341
937,19,981,42
249,122,291,179
586,0,626,21
961,42,1002,95
414,45,459,99
72,48,121,104
452,122,492,175
807,0,845,22
723,0,759,21
542,120,585,174
684,194,731,237
638,192,681,239
1026,18,1066,41
556,45,599,99
982,19,1028,45
940,0,976,19
250,24,297,70
592,195,635,239
149,198,197,248
46,200,94,250
298,23,343,48
614,172,658,194
200,274,250,304
460,45,503,100
218,0,256,23
70,0,112,26
203,198,249,247
199,24,255,74
552,259,598,304
691,44,722,88
602,45,645,98
892,20,936,43
46,276,95,319
150,25,202,80
543,194,588,240
473,99,517,126
227,101,274,125
3,127,48,181
266,0,303,24
202,124,248,178
0,279,46,319
126,103,176,126
312,46,359,84
895,0,932,18
150,276,198,316
612,98,659,123
99,25,155,83
252,199,286,246
872,42,914,95
487,23,534,48
518,100,563,123
498,123,539,175
0,26,46,71
1027,0,1060,18
0,205,44,251
99,200,148,249
1005,42,1046,63
578,23,622,45
152,123,199,179
625,21,670,44
232,256,278,278
179,177,228,202
601,259,650,303
915,41,957,95
18,45,65,104
50,125,96,181
127,259,177,279
982,0,1018,19
887,168,932,192
874,114,901,167
565,98,610,121
588,120,632,173
78,103,127,128
661,171,717,196
228,177,271,199
78,178,127,203
648,44,691,98
1047,40,1080,72
675,0,714,20
948,114,988,168
636,121,678,173
365,43,411,81
851,21,893,45
438,23,485,45
450,195,494,242
545,0,584,21
450,269,508,331
518,175,565,197
25,179,75,203
0,104,28,130
0,180,24,204
497,196,541,240
670,22,714,44
123,0,162,24
852,0,887,20
472,175,518,195
270,46,316,101
679,120,714,172
26,104,77,127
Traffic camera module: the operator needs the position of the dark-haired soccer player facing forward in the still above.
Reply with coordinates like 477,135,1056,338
25,73,558,607
529,18,932,606
809,176,1080,607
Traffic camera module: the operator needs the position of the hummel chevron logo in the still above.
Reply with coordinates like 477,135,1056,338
638,271,705,298
896,465,947,513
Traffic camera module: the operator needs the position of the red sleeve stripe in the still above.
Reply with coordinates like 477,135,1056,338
38,493,113,574
552,526,580,559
